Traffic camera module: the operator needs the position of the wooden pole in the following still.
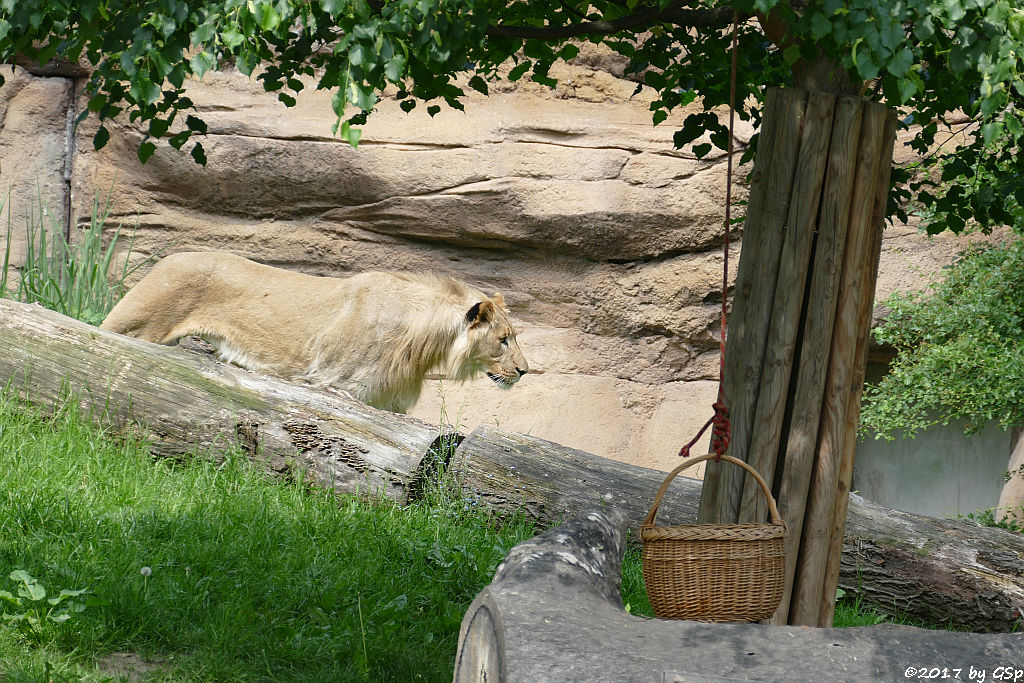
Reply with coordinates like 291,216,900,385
817,108,897,626
768,97,863,623
738,92,835,525
701,88,806,524
699,87,790,523
789,102,896,625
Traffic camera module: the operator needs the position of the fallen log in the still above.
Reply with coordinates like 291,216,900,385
455,507,1024,682
2,300,1023,631
0,298,438,501
454,426,1024,632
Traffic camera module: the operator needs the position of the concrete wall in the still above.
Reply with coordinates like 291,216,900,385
854,420,1013,519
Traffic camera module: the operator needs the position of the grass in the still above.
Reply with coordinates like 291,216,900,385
0,188,146,325
0,395,543,681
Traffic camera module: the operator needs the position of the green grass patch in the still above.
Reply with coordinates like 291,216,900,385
0,397,539,681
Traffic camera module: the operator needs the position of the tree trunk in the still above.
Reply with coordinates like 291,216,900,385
998,428,1024,523
698,87,897,626
454,507,1024,683
2,299,1023,631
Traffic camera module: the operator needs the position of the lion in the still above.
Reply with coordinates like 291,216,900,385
100,251,529,413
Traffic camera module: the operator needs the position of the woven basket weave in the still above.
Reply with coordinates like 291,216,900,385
641,454,787,622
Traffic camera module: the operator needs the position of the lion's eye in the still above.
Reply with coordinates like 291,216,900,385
500,336,509,347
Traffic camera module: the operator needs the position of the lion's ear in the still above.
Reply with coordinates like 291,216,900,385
491,292,506,310
466,300,495,326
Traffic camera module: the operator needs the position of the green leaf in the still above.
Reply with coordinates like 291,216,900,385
93,125,110,151
810,12,832,40
168,130,192,150
426,104,440,117
887,48,913,78
87,93,106,113
981,120,1003,145
339,120,362,147
644,70,666,90
385,54,407,81
652,110,667,125
943,0,966,23
138,141,157,163
400,99,416,113
508,61,531,81
222,27,244,50
256,3,281,31
141,81,161,106
279,92,296,107
692,142,712,158
148,118,169,137
782,44,802,65
237,49,259,76
468,75,488,95
191,142,207,166
1004,112,1023,142
20,582,45,602
558,44,580,60
189,51,215,78
190,21,216,45
185,115,208,134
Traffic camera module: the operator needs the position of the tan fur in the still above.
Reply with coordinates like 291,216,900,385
100,251,528,413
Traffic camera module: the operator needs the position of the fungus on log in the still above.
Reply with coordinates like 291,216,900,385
455,507,1024,682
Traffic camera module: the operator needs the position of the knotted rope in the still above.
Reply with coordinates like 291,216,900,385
679,11,739,462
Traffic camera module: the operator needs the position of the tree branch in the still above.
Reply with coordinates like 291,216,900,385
486,3,741,40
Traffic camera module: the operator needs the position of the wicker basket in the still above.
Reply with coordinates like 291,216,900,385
641,454,787,622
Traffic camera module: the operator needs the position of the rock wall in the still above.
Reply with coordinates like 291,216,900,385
0,60,999,475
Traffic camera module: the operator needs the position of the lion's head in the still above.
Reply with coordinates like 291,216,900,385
449,292,528,389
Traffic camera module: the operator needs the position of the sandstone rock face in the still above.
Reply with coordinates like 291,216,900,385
0,61,1000,475
0,67,73,274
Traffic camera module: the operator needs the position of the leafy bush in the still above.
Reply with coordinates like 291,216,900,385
861,233,1024,438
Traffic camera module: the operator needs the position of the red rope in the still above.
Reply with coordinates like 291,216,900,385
679,12,739,461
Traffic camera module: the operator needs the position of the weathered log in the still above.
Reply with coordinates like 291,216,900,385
3,300,1024,631
454,425,1024,632
455,507,1024,683
0,298,438,501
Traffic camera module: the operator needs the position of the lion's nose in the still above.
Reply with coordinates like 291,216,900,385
516,367,527,377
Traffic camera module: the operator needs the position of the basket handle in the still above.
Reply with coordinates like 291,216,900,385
642,454,783,528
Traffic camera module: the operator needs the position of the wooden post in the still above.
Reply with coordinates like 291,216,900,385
737,93,835,525
768,97,863,624
816,109,897,626
789,102,896,626
697,88,898,626
699,88,806,524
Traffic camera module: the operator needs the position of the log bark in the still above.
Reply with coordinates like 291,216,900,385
455,507,1024,683
0,298,438,501
3,299,1024,631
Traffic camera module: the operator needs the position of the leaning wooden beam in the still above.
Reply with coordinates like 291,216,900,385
454,425,1024,632
3,300,1023,631
455,508,1024,683
0,298,438,502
